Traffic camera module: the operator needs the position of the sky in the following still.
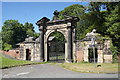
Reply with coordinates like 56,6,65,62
1,0,78,2
2,2,89,33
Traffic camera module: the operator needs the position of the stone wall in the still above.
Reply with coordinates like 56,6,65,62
76,51,84,62
103,55,112,63
75,39,113,63
0,49,20,59
75,41,84,62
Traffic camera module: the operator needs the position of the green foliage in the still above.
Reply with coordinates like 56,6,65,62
85,3,109,35
59,4,89,40
34,33,39,38
105,3,120,50
2,20,38,50
23,22,39,38
88,2,120,60
58,2,120,61
2,20,26,48
23,22,35,37
0,32,2,50
102,3,120,62
59,4,85,19
3,43,12,51
50,32,65,42
110,43,119,63
102,2,119,12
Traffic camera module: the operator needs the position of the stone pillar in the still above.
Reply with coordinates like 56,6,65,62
73,42,76,62
44,42,48,62
31,49,34,61
39,28,44,62
66,23,72,63
84,46,89,62
97,50,103,63
23,47,26,60
36,17,50,62
73,28,76,62
65,43,67,61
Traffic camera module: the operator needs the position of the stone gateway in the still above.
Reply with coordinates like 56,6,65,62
36,15,79,63
17,11,112,63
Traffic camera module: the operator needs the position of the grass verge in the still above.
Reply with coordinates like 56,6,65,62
59,62,118,74
0,53,48,69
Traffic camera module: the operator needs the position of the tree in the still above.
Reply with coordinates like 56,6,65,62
85,2,110,36
23,22,34,37
3,43,12,51
23,22,39,38
59,4,85,19
87,2,120,61
105,2,120,55
59,4,88,40
2,20,26,49
86,2,119,35
50,32,65,42
2,20,39,50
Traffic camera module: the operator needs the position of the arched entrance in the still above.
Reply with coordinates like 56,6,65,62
36,10,79,63
47,31,66,62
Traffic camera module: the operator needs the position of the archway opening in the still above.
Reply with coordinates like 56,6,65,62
88,48,98,63
26,49,31,61
47,31,66,63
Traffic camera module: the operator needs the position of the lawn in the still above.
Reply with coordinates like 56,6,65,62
59,62,118,74
0,53,34,69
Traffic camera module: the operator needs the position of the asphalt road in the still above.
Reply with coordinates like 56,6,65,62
2,64,118,78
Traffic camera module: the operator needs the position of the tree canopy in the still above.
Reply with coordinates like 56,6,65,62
59,4,88,40
53,2,120,56
1,20,39,50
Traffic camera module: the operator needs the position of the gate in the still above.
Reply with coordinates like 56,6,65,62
48,41,65,62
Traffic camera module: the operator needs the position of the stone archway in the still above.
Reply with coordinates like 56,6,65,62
44,26,68,62
47,31,66,62
36,11,79,63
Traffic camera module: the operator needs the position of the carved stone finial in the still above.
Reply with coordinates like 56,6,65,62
92,29,96,33
52,10,59,21
53,10,59,16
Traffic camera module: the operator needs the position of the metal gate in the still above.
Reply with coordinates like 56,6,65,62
48,41,65,62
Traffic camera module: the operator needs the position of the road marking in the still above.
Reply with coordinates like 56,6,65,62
16,72,30,76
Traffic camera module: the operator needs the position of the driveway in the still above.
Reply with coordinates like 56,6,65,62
2,63,118,78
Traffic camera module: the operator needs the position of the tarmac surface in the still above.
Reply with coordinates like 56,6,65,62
1,63,118,78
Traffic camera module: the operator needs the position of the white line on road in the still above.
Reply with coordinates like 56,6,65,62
16,72,30,76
